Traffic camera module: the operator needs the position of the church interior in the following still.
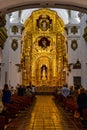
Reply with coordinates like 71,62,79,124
0,1,87,129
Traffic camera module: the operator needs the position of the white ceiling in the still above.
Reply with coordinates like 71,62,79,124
10,8,69,24
10,8,80,25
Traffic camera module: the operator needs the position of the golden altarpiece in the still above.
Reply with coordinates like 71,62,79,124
21,8,67,87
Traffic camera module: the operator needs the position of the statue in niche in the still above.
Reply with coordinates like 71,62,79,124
39,37,50,49
41,65,47,80
41,20,47,29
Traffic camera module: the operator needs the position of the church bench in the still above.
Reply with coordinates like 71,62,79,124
54,93,63,102
82,108,87,120
65,97,78,113
54,93,78,113
3,95,35,119
0,115,5,130
11,95,33,107
4,103,20,118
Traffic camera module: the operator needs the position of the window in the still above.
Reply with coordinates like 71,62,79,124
73,76,81,87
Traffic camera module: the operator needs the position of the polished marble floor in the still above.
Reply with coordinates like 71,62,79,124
6,95,85,130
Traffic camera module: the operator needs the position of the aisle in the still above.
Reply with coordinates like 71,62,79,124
6,96,83,130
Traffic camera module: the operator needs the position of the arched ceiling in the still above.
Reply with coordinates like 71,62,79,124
0,0,87,14
10,9,70,25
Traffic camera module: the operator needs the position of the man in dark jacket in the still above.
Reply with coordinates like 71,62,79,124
77,87,87,118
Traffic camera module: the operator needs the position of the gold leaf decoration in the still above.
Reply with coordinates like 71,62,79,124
12,26,18,34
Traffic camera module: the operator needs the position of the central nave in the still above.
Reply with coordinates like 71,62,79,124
6,95,84,130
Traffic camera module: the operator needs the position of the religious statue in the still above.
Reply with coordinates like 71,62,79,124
42,66,46,78
41,65,47,80
41,38,47,48
39,37,50,49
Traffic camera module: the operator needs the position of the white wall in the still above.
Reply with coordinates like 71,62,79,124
67,13,87,89
1,14,23,88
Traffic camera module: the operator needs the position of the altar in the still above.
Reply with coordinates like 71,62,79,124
21,8,67,87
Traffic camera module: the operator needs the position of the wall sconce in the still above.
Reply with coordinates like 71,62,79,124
15,64,21,72
67,63,73,72
73,59,81,69
67,59,81,72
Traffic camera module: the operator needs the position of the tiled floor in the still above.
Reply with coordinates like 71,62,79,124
6,95,85,130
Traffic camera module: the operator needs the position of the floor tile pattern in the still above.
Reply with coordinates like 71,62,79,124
6,96,85,130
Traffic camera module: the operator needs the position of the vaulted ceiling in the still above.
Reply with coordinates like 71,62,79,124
0,0,87,13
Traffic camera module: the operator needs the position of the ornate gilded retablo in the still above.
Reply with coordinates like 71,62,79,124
37,14,52,31
22,8,67,87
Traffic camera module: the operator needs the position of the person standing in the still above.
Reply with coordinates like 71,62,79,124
61,84,70,109
77,87,87,118
0,89,9,124
62,84,70,98
2,84,12,104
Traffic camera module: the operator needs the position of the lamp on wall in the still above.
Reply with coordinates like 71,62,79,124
15,64,21,72
67,63,73,72
73,59,81,69
67,59,81,72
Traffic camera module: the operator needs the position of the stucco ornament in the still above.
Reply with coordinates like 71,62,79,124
71,40,78,50
11,39,18,51
83,26,87,42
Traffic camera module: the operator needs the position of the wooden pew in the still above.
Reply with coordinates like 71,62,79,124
0,116,5,130
4,95,35,119
82,108,87,120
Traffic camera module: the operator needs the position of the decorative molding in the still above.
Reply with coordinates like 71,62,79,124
0,27,8,49
83,26,87,42
37,14,52,31
71,26,78,34
73,59,81,69
71,40,78,50
12,25,18,34
0,14,6,27
11,39,18,51
15,63,21,72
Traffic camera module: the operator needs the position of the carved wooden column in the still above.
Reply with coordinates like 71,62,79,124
0,13,7,49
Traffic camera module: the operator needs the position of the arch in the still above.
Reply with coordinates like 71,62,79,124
0,0,87,14
35,56,53,86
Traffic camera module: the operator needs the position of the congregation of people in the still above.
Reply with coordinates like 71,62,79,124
0,82,87,129
0,83,36,130
54,84,87,122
